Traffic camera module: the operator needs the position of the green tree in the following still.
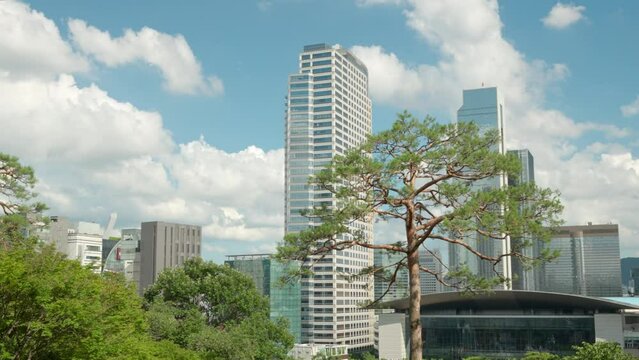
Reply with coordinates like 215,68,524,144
276,112,563,360
144,258,294,359
0,245,155,359
566,341,634,360
0,153,47,250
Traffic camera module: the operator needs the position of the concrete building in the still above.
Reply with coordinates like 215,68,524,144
284,43,374,350
420,249,444,294
448,87,511,288
508,149,537,291
225,254,302,343
377,291,639,360
373,249,409,303
139,221,201,294
38,215,73,253
540,223,622,297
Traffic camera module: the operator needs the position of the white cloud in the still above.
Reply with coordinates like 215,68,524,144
621,95,639,117
0,1,88,79
0,74,174,163
68,19,223,96
355,0,404,7
352,0,639,257
0,4,273,262
542,3,586,30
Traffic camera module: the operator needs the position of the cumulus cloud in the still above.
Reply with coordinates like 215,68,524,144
68,19,223,96
0,2,274,262
0,1,88,79
542,3,586,30
621,95,639,117
351,0,638,257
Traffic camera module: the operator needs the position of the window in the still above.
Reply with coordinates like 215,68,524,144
313,137,331,143
314,121,332,127
314,106,331,112
313,98,332,104
313,114,332,120
302,54,310,60
313,129,332,135
312,52,331,58
314,90,331,97
314,75,331,81
314,145,332,151
86,245,100,252
301,62,310,68
314,153,332,159
313,59,331,66
291,106,309,112
313,83,331,89
290,98,308,104
290,83,309,89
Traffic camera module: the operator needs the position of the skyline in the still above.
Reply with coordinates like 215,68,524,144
1,0,638,263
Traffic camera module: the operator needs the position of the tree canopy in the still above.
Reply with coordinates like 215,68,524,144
276,112,563,360
144,258,295,359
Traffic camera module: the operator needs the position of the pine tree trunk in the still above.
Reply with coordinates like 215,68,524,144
407,248,422,360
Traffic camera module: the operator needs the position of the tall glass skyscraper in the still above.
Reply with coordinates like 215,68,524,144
508,149,536,290
448,87,511,288
285,44,374,350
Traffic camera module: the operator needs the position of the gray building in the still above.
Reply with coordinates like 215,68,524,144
449,87,510,287
374,249,409,303
139,221,201,294
420,249,444,294
540,223,622,297
508,149,536,291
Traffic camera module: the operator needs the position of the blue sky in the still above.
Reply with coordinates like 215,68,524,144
1,0,638,263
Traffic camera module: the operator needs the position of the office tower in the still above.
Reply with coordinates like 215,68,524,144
420,249,444,294
139,221,201,294
284,43,374,350
373,249,409,302
225,254,302,343
448,87,510,288
508,149,536,290
540,223,622,297
103,228,141,283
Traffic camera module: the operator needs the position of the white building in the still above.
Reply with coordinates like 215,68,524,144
66,221,103,273
288,343,348,360
284,43,374,351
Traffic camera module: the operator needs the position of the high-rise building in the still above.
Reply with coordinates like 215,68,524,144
139,221,201,294
448,87,510,288
284,43,374,350
373,249,409,303
508,149,536,291
225,254,302,343
420,249,444,294
540,223,622,297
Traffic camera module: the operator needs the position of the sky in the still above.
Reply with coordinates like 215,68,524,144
1,0,638,264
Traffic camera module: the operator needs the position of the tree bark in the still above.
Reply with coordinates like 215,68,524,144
407,247,422,360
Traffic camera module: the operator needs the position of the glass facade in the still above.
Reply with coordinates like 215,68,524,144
422,315,595,359
449,87,510,286
225,255,301,343
540,224,622,297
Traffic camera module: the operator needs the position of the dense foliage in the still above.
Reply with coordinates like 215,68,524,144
144,258,295,359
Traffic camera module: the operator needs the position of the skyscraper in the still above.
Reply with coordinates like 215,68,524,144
448,87,511,288
284,44,374,350
540,223,622,297
373,249,409,302
508,149,536,290
139,221,201,294
419,249,444,294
